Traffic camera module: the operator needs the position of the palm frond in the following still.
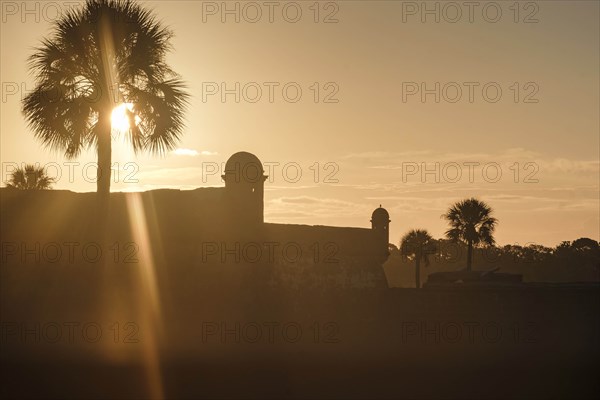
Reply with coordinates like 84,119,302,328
442,198,497,247
6,164,54,190
22,0,189,166
400,229,436,264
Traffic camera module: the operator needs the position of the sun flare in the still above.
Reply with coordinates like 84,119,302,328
111,103,136,132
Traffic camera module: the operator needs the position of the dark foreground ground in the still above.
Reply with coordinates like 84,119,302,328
1,189,598,398
1,284,599,399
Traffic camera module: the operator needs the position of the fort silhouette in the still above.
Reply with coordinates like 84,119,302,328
1,151,392,289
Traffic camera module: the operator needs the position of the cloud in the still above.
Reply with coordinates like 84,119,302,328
342,148,598,176
279,196,320,204
172,148,199,156
340,150,432,160
538,159,599,174
267,196,370,219
171,148,219,157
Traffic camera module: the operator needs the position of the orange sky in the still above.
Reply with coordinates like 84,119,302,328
1,0,598,246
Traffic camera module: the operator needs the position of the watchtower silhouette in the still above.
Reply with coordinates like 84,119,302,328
371,205,391,260
222,151,268,227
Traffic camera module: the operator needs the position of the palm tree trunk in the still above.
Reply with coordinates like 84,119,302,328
467,241,473,272
96,110,112,221
415,258,421,289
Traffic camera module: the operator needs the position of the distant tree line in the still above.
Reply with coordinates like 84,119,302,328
386,237,600,287
394,198,599,287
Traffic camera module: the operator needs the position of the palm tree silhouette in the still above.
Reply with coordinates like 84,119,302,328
5,164,54,190
400,229,436,289
442,198,497,272
22,0,188,212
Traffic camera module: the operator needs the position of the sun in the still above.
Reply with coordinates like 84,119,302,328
111,103,136,132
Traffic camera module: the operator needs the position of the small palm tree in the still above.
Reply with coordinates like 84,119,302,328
442,198,497,271
400,229,436,289
5,164,54,190
22,0,188,212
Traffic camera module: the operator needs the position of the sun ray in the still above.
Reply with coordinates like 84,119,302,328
125,192,165,399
